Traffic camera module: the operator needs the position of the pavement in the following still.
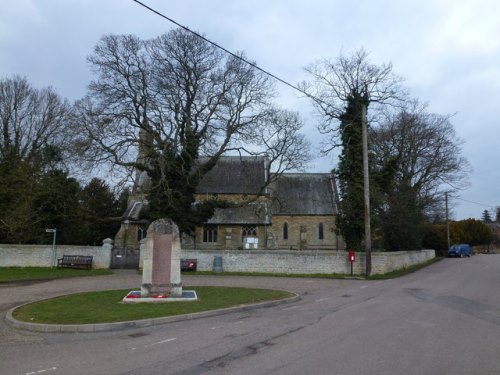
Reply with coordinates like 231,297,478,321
1,270,300,333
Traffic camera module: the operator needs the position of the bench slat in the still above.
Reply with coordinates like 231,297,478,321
57,255,93,270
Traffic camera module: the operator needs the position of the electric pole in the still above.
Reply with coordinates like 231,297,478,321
445,192,450,250
362,104,372,276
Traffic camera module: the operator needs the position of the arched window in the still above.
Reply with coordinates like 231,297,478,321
318,223,324,240
137,227,147,242
283,222,289,240
203,225,218,243
242,225,257,239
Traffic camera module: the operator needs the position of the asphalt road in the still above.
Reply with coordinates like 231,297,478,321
1,255,499,375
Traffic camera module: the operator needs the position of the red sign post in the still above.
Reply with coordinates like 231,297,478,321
348,251,356,276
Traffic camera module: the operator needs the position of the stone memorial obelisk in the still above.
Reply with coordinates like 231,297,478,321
141,218,182,297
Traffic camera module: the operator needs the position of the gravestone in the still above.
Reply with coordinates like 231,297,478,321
141,218,182,297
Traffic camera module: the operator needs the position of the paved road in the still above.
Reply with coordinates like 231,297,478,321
1,255,499,375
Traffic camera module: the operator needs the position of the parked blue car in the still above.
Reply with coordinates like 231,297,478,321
448,244,473,258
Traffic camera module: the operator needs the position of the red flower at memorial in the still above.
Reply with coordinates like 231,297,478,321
152,294,168,299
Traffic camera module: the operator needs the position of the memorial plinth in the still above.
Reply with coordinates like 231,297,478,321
141,218,182,297
123,218,197,303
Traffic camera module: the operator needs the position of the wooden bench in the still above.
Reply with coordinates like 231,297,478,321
57,255,93,270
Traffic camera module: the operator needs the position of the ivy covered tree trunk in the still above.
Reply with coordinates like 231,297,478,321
335,93,368,251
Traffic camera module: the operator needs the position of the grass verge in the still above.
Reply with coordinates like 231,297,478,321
367,257,442,279
0,267,113,283
12,286,293,324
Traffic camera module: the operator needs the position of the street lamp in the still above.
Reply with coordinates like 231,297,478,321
45,228,57,267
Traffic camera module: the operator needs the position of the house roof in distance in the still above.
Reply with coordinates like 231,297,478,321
196,156,266,195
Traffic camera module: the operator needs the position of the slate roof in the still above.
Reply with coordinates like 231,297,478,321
196,156,266,195
206,203,269,225
270,173,337,215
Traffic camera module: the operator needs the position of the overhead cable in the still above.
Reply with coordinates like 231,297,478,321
131,0,325,105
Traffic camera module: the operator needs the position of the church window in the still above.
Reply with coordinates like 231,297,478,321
203,225,218,243
318,223,324,240
242,225,257,240
283,222,289,240
137,227,147,241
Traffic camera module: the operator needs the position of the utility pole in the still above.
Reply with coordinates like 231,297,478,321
445,192,450,250
362,104,372,276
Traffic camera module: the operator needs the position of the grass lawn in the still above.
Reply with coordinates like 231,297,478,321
12,286,294,324
0,267,113,283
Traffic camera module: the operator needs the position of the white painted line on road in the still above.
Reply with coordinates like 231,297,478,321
26,367,58,375
210,325,224,330
144,337,177,347
281,305,299,310
360,285,369,289
315,298,330,302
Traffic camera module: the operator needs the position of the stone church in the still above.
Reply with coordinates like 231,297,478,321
113,156,344,267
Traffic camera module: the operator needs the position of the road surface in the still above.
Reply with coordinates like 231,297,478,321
1,255,499,374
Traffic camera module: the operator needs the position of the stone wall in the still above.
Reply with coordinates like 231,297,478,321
1,241,435,275
0,239,113,269
180,249,436,276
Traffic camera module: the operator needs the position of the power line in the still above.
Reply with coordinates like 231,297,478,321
131,0,324,105
453,196,496,208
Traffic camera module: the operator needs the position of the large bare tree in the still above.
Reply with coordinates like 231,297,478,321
301,48,405,153
371,100,470,211
74,28,310,231
301,49,404,251
0,76,73,166
370,100,470,250
0,76,74,242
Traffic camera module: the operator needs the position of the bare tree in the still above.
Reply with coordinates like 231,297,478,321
301,48,405,154
301,48,405,253
0,76,74,242
372,100,470,210
238,108,311,183
74,28,310,230
0,76,73,166
370,100,471,249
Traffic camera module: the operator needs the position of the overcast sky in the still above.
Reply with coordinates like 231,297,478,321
1,0,499,220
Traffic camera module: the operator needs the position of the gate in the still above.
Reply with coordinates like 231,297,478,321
110,246,140,269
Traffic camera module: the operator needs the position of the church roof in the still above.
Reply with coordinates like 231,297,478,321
196,156,266,195
270,173,337,215
206,203,269,225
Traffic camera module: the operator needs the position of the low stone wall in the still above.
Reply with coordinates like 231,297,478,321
0,239,113,269
1,242,435,275
180,249,436,276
